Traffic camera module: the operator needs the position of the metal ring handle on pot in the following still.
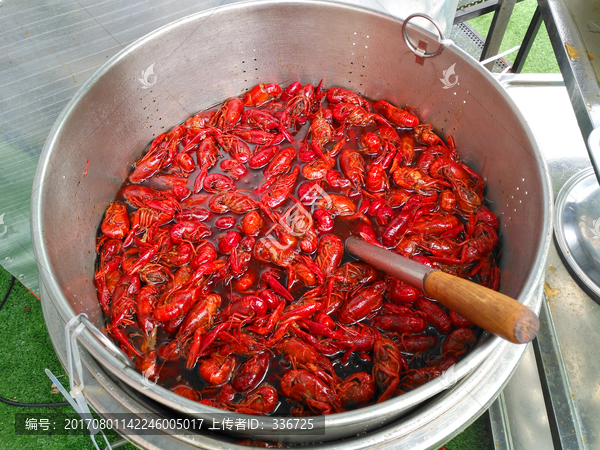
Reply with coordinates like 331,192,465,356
402,13,451,63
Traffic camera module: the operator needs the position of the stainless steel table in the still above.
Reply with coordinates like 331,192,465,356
489,74,591,450
1,1,598,449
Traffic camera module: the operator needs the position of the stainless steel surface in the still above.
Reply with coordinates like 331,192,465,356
533,301,585,449
554,167,600,298
538,0,600,173
30,0,552,444
488,392,514,450
0,0,459,296
345,237,431,290
499,74,591,192
538,1,600,341
501,343,554,450
544,240,599,449
520,3,600,444
41,274,545,449
502,74,598,449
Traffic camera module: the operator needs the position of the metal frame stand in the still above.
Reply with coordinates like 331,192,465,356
453,0,543,73
512,6,542,72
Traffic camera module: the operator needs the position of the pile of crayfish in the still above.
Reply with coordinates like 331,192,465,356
95,80,501,416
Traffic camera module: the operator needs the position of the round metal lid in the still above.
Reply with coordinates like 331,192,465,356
555,166,600,298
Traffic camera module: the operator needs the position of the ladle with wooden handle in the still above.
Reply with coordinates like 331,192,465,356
345,237,539,344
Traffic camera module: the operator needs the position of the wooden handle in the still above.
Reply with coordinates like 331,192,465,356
424,271,539,344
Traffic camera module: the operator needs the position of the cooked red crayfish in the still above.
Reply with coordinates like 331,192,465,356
96,80,498,416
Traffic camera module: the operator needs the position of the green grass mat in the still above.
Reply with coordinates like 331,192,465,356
468,0,560,73
444,414,490,449
0,268,134,450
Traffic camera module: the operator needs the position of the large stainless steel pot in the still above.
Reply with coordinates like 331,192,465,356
31,0,553,444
